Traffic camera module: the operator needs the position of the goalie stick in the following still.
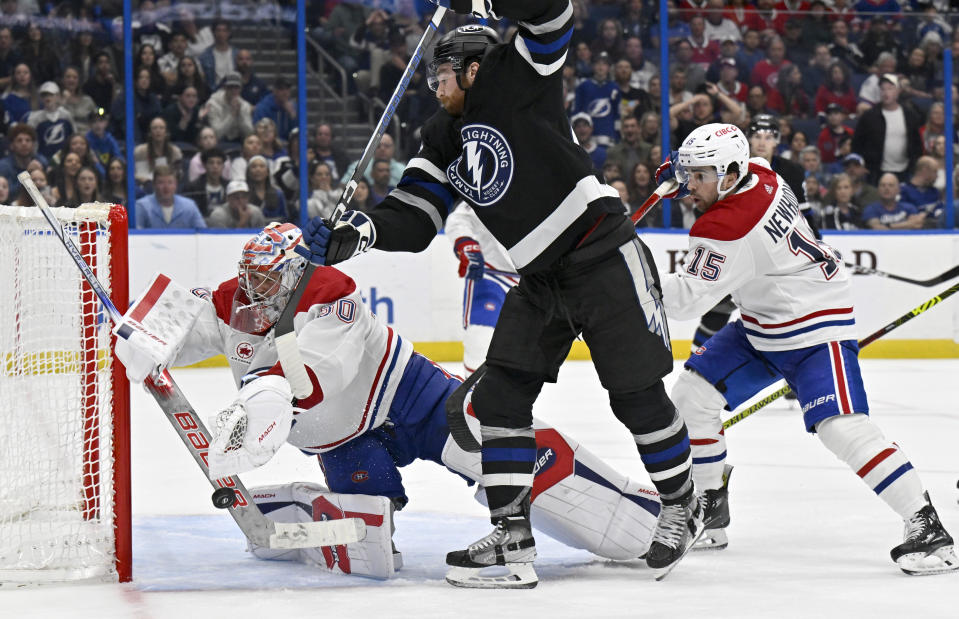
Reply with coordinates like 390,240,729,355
721,281,959,430
276,6,448,399
18,172,366,550
844,263,959,288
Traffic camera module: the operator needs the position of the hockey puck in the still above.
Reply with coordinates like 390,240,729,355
211,487,236,509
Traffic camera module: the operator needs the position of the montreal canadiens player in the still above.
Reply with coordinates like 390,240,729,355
445,203,518,374
296,1,697,585
654,123,958,576
115,223,664,584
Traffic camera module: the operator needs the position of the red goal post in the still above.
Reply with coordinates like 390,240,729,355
0,202,130,584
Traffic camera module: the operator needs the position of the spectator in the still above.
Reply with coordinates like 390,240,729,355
915,2,952,44
928,135,948,195
272,127,303,203
821,173,862,230
0,123,46,195
591,18,626,61
781,19,812,67
341,132,405,187
645,75,663,114
841,153,880,209
725,0,765,34
186,126,229,183
83,52,117,113
255,117,286,165
610,178,631,211
0,27,21,92
782,130,809,161
170,56,211,105
3,62,35,125
856,52,897,114
613,59,652,121
312,122,349,183
899,46,935,101
571,112,606,170
367,157,395,204
919,101,945,154
623,36,655,89
230,133,263,181
18,23,60,85
13,163,53,207
66,25,100,82
60,67,97,135
50,151,82,207
735,29,765,76
715,58,747,104
750,36,789,90
86,108,122,169
652,0,691,49
859,16,901,68
800,174,826,228
626,160,656,216
799,1,834,48
572,41,593,80
703,0,740,43
706,38,745,85
668,66,693,107
918,30,945,80
162,85,206,144
253,77,297,141
745,84,774,118
198,20,238,90
182,147,228,218
605,115,649,181
799,145,826,186
25,82,74,160
158,32,188,85
133,116,183,187
671,84,744,146
307,159,338,219
863,172,925,230
51,133,103,179
814,62,857,115
113,67,162,143
817,103,855,164
177,9,214,58
236,48,268,106
135,43,168,103
686,16,720,67
75,165,101,204
851,74,923,184
569,0,597,50
102,156,138,207
601,160,623,183
899,156,942,220
349,8,394,95
347,177,374,212
315,1,369,82
246,155,288,223
804,44,835,98
637,111,661,147
671,39,707,91
207,179,265,229
135,165,206,229
772,0,810,35
574,52,620,147
827,19,866,74
205,72,253,144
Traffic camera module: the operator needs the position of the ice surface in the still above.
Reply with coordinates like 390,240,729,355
4,360,958,618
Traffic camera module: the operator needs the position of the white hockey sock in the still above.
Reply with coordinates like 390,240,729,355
671,369,728,491
816,414,927,519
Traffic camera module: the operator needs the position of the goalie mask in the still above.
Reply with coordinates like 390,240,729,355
427,24,500,92
234,223,307,333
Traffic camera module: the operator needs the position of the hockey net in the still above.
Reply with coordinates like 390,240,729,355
0,203,130,584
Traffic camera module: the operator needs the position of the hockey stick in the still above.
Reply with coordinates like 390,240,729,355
18,172,365,550
721,281,959,430
276,6,448,398
630,179,679,225
844,263,959,288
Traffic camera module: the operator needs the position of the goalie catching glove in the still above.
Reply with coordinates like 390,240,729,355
295,210,377,266
207,375,296,480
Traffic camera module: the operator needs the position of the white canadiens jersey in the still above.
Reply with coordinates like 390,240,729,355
445,203,517,275
175,269,413,453
662,158,856,351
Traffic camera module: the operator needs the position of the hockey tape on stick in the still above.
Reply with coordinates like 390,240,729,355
275,6,448,399
721,281,959,430
630,179,679,226
18,172,366,550
844,263,959,288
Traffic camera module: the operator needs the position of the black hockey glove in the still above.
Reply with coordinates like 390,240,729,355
296,210,377,266
430,0,498,19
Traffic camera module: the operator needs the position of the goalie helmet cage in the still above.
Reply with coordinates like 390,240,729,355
0,203,131,584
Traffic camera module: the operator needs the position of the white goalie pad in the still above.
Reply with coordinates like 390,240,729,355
112,272,206,382
247,482,399,579
442,394,660,560
207,375,294,480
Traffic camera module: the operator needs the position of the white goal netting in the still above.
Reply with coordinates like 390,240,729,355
0,203,129,584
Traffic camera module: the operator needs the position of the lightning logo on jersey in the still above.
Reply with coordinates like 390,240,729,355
447,123,514,207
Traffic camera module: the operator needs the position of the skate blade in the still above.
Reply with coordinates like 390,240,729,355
897,545,959,576
654,519,706,581
446,563,538,589
692,528,728,551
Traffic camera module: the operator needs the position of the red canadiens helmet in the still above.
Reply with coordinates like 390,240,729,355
234,223,307,331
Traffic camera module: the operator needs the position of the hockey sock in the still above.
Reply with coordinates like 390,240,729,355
671,369,728,491
816,414,927,519
479,424,535,519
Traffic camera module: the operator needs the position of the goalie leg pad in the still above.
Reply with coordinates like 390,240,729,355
248,482,398,578
816,414,927,519
671,369,729,491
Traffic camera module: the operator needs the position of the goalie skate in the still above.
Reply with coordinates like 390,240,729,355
694,464,734,551
445,516,538,589
891,493,959,576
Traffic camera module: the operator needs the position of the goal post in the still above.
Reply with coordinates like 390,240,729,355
0,203,130,584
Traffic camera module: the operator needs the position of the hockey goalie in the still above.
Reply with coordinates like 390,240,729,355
114,223,661,587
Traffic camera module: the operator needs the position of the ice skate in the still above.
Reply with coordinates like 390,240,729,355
445,516,538,589
890,492,959,576
647,492,705,580
694,464,734,551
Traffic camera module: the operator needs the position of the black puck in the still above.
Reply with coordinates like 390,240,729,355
211,487,236,509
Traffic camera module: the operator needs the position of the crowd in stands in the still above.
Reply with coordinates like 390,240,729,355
0,1,957,231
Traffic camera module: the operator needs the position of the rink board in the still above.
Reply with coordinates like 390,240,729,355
128,231,959,360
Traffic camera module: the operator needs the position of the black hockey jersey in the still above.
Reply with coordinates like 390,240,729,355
368,0,627,274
